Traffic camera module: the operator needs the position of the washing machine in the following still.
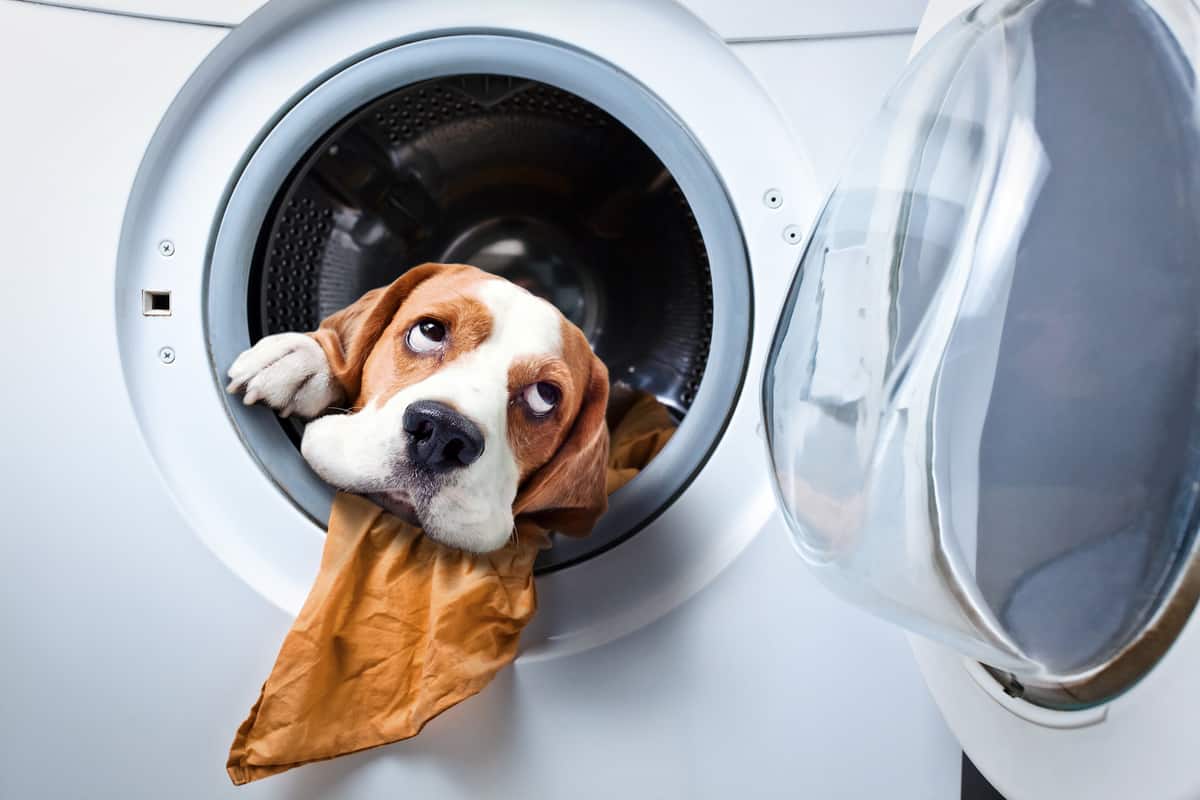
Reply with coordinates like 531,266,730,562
0,1,969,798
765,0,1200,798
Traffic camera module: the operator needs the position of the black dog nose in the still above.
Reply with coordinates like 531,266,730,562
403,400,485,472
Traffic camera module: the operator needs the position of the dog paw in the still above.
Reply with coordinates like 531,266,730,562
226,333,342,419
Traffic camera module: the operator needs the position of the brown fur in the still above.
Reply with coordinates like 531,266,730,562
511,319,610,536
366,292,494,409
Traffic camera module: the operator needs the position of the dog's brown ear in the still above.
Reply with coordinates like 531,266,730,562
514,350,610,537
308,263,460,401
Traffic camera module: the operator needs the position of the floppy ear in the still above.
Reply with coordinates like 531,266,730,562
308,263,460,401
514,353,611,537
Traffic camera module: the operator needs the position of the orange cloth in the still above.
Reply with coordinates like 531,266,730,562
227,394,675,785
606,391,677,495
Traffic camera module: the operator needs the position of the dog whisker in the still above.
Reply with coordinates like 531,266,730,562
328,405,363,415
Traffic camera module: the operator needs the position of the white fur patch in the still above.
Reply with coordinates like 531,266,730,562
226,333,342,419
301,280,564,552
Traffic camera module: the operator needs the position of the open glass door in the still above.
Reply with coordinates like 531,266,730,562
764,0,1200,708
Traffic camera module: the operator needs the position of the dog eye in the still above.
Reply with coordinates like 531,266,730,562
406,318,446,353
523,382,560,417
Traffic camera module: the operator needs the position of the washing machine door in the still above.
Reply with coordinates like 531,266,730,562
763,0,1200,782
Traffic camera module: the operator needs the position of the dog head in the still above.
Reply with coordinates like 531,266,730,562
300,263,609,552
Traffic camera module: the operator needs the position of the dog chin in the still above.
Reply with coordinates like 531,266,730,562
365,488,511,553
367,490,422,526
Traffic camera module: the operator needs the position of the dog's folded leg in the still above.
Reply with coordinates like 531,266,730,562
226,333,344,419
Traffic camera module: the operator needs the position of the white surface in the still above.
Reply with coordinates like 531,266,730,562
914,0,973,53
17,0,926,38
913,617,1200,800
0,1,959,797
681,0,925,40
904,2,1200,798
13,0,257,24
731,33,915,193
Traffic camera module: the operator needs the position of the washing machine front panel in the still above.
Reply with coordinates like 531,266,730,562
205,39,750,576
116,0,820,659
764,0,1200,796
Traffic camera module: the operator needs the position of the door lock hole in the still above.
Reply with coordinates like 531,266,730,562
142,290,172,316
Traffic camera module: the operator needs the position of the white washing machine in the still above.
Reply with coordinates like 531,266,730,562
0,1,968,799
765,1,1200,799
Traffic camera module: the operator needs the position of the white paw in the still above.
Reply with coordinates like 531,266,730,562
226,333,342,419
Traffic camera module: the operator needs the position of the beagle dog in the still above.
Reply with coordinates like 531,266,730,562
227,263,610,553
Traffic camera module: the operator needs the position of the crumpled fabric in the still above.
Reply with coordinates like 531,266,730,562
606,390,678,495
226,393,675,785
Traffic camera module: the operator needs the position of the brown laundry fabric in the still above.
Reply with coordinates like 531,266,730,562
227,393,676,785
606,391,677,495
